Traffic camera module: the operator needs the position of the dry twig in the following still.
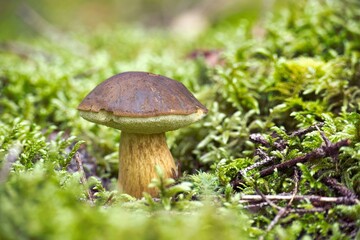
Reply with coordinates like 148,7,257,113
322,177,358,199
249,133,271,147
239,194,358,205
258,139,350,178
290,122,325,137
255,187,282,210
234,124,357,239
75,152,95,205
260,169,300,239
239,149,275,176
232,139,350,188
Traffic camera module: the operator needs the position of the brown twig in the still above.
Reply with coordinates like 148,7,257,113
255,187,282,210
315,125,331,147
75,152,95,205
239,194,358,205
322,177,358,199
289,168,300,204
232,139,350,188
289,207,329,214
258,139,350,178
234,124,356,238
260,169,300,239
315,125,341,172
249,133,271,147
103,192,116,207
270,132,288,151
263,208,287,235
233,123,334,188
239,149,275,176
290,122,325,137
244,201,271,210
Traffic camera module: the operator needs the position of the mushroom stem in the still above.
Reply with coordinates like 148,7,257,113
119,132,177,198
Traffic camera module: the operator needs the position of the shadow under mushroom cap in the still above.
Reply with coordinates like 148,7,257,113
79,109,206,134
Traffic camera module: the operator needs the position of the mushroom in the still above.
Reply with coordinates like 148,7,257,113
77,71,208,198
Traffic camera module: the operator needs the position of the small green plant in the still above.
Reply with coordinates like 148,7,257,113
145,166,193,211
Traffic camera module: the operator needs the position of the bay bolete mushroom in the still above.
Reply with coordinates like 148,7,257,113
78,71,208,198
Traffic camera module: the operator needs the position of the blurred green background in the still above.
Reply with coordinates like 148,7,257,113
0,0,286,39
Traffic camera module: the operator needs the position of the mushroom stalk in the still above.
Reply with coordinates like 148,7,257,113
119,132,177,198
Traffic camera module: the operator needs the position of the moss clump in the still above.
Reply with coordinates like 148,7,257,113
1,0,360,239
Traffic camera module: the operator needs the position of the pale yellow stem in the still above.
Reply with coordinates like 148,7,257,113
118,132,177,198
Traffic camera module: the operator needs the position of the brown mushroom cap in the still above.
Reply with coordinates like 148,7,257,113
78,71,208,134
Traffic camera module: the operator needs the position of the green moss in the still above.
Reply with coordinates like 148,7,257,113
1,0,360,239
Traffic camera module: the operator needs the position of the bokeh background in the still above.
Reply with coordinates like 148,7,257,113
0,0,288,40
